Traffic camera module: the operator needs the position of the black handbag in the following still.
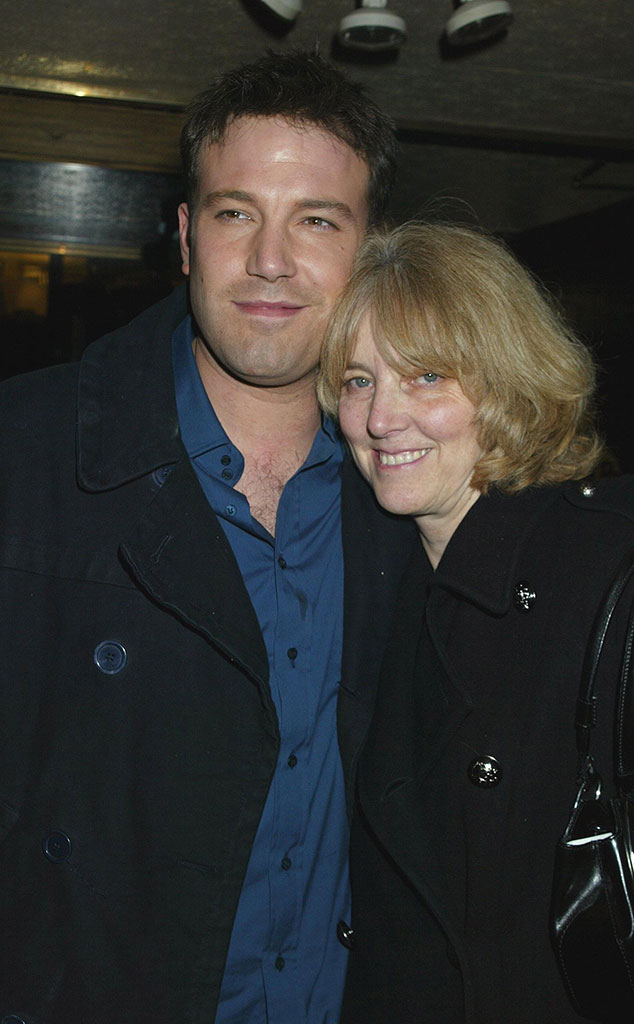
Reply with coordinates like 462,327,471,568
550,546,634,1021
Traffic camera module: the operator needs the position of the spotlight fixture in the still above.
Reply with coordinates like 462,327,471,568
337,0,407,52
260,0,303,21
445,0,513,47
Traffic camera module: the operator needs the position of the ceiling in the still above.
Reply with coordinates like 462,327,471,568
0,0,632,235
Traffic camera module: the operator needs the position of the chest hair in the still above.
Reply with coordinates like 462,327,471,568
238,448,305,537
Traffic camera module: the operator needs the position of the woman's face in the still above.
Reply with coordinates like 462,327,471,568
338,316,483,545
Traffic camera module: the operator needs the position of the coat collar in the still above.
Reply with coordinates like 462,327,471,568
432,484,563,615
77,286,189,491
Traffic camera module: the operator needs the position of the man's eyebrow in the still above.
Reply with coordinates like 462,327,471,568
200,189,253,209
295,198,356,222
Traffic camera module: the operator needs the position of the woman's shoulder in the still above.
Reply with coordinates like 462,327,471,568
560,474,634,525
529,476,634,576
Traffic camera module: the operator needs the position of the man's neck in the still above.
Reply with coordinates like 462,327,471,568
194,339,322,535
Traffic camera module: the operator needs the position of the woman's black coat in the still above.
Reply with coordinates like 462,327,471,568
342,478,634,1024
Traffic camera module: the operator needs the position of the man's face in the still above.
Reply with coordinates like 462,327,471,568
178,116,370,390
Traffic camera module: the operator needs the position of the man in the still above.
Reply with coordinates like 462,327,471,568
0,51,415,1022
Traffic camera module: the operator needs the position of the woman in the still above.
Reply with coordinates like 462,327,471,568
318,222,634,1023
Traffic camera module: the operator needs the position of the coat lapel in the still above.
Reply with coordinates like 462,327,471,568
338,458,419,808
76,286,269,688
119,455,268,687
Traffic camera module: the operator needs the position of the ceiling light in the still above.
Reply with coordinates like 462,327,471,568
337,0,407,52
260,0,303,21
445,0,513,47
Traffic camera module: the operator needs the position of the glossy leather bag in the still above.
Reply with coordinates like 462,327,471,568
551,547,634,1021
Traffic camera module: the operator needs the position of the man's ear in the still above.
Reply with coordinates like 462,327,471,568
177,202,191,276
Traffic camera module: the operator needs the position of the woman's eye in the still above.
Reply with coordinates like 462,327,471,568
415,371,442,384
343,376,372,390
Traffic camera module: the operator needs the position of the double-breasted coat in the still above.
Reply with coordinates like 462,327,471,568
0,287,416,1023
341,479,634,1024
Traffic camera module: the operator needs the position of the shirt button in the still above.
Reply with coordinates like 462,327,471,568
288,753,298,768
221,468,234,480
277,556,287,569
337,920,356,950
42,830,72,863
281,856,292,871
94,640,127,674
226,505,237,517
275,955,285,971
221,455,231,466
287,647,298,662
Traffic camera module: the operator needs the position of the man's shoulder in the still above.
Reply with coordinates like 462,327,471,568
1,360,80,429
79,284,188,369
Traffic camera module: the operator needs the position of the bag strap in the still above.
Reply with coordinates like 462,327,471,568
575,544,634,793
616,597,634,793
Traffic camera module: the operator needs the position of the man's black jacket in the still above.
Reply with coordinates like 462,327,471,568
0,287,416,1023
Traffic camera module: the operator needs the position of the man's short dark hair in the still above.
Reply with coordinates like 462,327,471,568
180,49,398,226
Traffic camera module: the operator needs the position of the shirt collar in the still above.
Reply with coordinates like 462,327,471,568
172,314,229,460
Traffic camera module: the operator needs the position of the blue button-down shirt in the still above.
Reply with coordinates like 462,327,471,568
172,318,350,1024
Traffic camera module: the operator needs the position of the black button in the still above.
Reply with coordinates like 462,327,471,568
151,465,173,487
288,753,298,768
277,556,287,569
337,920,355,950
287,647,298,662
94,640,127,675
2,1016,28,1024
468,755,502,787
281,856,292,871
513,581,536,612
275,955,285,971
43,830,72,863
221,455,231,466
221,468,234,480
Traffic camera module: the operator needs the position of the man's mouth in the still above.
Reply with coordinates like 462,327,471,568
234,300,305,318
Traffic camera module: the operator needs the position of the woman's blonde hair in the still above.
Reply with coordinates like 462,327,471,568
318,221,604,493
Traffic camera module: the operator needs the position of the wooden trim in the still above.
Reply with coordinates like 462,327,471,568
0,92,184,173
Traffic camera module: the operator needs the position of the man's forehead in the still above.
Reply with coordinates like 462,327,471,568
203,114,362,166
195,115,370,217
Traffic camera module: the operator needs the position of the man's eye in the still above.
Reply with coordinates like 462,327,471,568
217,210,250,221
304,217,336,229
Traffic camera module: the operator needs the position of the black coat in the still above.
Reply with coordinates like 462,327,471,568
0,287,416,1024
342,480,634,1024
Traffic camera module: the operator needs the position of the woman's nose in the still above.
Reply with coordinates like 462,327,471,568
366,384,409,438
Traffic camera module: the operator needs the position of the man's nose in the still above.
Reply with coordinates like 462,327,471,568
246,222,297,281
